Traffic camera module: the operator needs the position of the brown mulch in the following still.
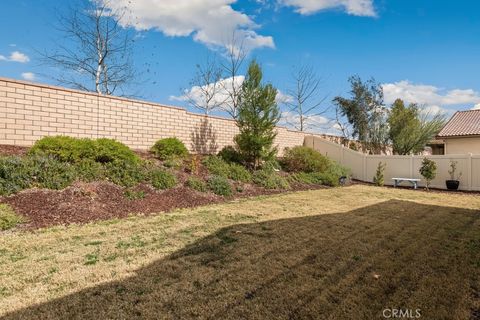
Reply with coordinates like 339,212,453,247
0,144,29,156
1,182,220,230
1,181,326,230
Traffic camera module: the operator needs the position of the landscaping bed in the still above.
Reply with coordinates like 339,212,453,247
0,137,345,230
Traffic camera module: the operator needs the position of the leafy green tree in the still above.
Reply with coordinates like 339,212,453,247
388,99,446,155
234,60,280,169
333,76,388,154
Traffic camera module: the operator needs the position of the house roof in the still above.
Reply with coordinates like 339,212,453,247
437,109,480,138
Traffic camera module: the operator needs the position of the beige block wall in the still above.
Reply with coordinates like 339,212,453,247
0,77,332,154
444,137,480,155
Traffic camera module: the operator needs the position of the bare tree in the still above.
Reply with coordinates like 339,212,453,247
218,32,247,119
285,65,329,131
42,0,136,96
183,55,225,115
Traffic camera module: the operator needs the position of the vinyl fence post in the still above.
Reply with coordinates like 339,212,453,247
363,154,367,182
410,155,414,178
468,153,472,191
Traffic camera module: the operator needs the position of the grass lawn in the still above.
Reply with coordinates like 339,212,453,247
1,185,480,319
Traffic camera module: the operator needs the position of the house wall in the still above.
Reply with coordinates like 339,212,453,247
444,137,480,155
0,77,340,154
305,135,480,191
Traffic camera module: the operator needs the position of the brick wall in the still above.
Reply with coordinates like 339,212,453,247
0,77,337,153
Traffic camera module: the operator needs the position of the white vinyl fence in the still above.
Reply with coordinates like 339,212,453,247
304,136,480,191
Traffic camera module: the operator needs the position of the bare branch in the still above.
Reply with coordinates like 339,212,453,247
40,0,137,96
284,64,329,131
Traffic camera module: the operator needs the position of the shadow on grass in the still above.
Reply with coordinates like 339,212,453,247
4,200,480,320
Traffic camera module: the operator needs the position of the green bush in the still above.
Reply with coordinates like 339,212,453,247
162,157,184,169
0,156,32,195
253,169,290,190
26,156,77,190
316,161,350,187
207,175,233,196
148,169,177,190
29,136,139,165
218,146,243,164
281,146,330,173
202,156,230,177
185,176,207,192
0,156,79,195
228,163,252,182
0,204,24,230
29,136,95,163
151,137,188,160
289,172,324,185
94,138,139,164
104,161,144,187
74,160,105,182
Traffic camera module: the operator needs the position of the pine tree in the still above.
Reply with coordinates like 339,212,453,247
234,60,280,169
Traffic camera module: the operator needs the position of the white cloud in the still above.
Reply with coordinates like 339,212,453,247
275,90,293,104
170,76,245,109
21,72,35,81
104,0,275,52
279,110,332,132
0,51,30,63
382,80,480,113
280,0,376,16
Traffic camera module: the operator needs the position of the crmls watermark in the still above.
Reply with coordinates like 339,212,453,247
382,308,421,318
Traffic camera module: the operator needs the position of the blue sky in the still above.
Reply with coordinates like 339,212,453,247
1,0,480,132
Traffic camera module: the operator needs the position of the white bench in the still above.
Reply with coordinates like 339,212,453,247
392,178,421,189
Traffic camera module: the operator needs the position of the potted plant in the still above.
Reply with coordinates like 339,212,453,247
446,160,462,190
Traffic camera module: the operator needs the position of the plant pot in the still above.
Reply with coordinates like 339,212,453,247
446,180,460,190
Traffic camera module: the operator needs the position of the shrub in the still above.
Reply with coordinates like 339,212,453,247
148,169,177,190
318,160,350,187
228,163,252,182
29,136,139,165
104,161,144,187
419,158,437,190
151,137,188,160
29,136,95,163
162,157,184,169
0,156,78,195
207,175,232,196
185,176,207,192
94,138,139,165
74,160,105,182
0,156,32,195
373,162,387,186
289,172,324,185
253,169,290,190
26,156,77,190
0,204,24,230
218,146,243,164
202,156,230,177
281,146,330,173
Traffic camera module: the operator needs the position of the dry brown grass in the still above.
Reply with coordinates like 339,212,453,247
1,185,480,319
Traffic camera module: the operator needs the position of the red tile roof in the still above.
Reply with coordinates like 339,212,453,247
437,109,480,137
